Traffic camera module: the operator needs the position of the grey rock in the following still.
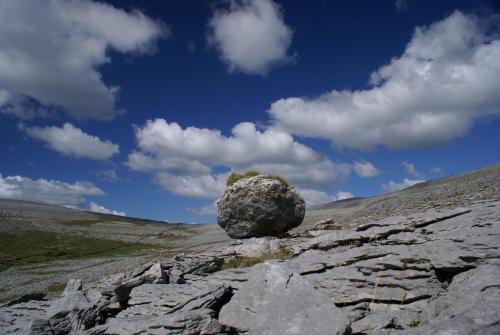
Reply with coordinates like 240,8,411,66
1,278,100,335
79,324,108,335
167,253,226,283
42,279,96,334
105,308,223,335
398,264,500,335
218,261,350,335
99,261,167,302
2,292,46,307
308,218,337,232
217,175,305,238
126,283,230,313
105,282,231,335
183,267,250,291
221,236,284,257
292,206,472,255
0,300,51,334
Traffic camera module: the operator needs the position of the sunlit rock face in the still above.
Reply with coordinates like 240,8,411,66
217,175,305,239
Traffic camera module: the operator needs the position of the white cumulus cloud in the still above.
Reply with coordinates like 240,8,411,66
336,191,354,200
297,189,354,206
208,0,293,75
154,172,229,199
353,160,380,178
0,173,104,206
402,161,423,178
127,119,349,196
186,201,218,216
382,178,425,192
269,11,500,149
27,123,119,160
131,119,319,167
0,0,165,120
89,201,125,216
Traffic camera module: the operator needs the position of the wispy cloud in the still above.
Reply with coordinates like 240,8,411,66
27,123,119,160
0,173,104,206
402,161,423,179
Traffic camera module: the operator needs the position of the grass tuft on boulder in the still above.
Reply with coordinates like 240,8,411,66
226,170,289,187
226,170,260,186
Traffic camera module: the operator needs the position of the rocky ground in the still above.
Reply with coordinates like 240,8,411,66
300,163,500,231
0,163,499,334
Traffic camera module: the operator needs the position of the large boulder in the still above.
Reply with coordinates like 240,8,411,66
217,175,305,238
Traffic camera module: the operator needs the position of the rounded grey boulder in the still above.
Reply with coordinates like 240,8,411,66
217,175,305,239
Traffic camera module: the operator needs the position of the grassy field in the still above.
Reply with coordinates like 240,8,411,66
0,230,160,271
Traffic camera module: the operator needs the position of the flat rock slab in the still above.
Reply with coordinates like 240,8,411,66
219,262,350,335
105,283,231,335
105,308,223,335
0,300,51,335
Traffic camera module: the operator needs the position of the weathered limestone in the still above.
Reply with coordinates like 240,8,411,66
221,236,285,257
218,262,351,335
105,283,232,335
1,200,499,335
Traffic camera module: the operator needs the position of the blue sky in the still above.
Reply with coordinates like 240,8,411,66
0,0,499,223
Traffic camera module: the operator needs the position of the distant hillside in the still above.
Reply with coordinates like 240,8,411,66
309,197,364,211
0,197,230,249
299,163,500,231
0,198,169,227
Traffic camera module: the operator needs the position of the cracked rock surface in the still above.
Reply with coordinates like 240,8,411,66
1,198,499,334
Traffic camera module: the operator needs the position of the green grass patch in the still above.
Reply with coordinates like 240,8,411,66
221,248,293,270
0,295,17,305
157,226,200,241
158,231,187,241
0,230,159,271
46,282,66,297
22,276,49,285
227,170,260,186
407,319,420,328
